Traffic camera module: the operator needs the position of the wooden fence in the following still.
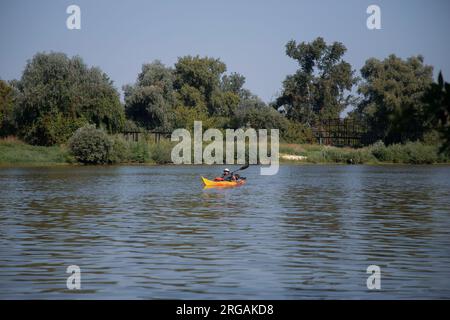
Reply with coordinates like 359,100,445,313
311,118,376,147
121,131,171,143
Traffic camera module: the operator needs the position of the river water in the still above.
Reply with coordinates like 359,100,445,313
0,165,449,299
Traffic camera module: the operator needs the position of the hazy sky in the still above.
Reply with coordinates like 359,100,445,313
1,0,449,102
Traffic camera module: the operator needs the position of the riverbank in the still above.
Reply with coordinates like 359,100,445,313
279,142,450,164
0,137,73,166
1,137,449,166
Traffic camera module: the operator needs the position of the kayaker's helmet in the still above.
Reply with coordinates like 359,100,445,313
224,168,230,173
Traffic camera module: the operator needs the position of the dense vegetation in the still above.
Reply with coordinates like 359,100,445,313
0,37,449,164
1,53,125,146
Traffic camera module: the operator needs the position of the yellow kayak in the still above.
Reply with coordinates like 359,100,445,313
201,176,246,187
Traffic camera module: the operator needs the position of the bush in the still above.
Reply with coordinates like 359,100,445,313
68,125,112,164
149,140,173,164
282,121,316,144
403,142,438,164
128,139,151,163
369,140,441,164
109,136,131,163
370,140,389,161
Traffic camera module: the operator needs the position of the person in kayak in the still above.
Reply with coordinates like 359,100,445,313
221,168,236,181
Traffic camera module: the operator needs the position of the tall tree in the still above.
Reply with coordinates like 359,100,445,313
221,72,246,96
174,55,239,117
423,72,450,153
276,37,357,123
124,60,175,131
14,52,125,145
356,54,433,144
0,80,16,136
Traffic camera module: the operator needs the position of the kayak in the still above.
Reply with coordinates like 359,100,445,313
201,176,246,187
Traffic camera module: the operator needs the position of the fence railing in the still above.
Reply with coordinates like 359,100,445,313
311,118,376,147
121,130,171,143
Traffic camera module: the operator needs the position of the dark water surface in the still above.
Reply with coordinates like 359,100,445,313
0,165,449,299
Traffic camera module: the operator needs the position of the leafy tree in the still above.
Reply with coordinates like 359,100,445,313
231,105,288,130
14,52,125,145
356,55,433,144
0,80,16,136
174,55,225,97
221,72,246,96
175,84,207,111
276,37,357,123
210,90,240,117
423,72,450,153
124,60,175,131
174,55,239,117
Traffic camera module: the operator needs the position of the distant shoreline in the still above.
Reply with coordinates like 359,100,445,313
1,138,449,167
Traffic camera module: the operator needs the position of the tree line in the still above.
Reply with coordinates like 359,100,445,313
0,37,449,152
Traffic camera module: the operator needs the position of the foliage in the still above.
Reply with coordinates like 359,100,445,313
282,121,316,144
127,139,151,163
0,137,73,164
278,141,448,164
67,125,113,164
231,105,287,130
355,55,433,144
221,72,246,97
369,140,441,164
13,52,125,145
276,37,357,123
123,119,143,132
124,60,175,131
0,80,16,136
174,55,240,117
423,72,450,154
108,136,131,163
149,140,173,164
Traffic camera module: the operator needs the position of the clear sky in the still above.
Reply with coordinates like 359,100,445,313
1,0,449,102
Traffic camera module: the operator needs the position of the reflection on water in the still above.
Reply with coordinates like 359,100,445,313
0,165,449,299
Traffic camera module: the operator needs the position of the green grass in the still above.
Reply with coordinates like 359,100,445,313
1,136,448,166
0,138,73,165
279,141,450,164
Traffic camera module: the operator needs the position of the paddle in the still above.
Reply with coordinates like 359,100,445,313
230,163,249,176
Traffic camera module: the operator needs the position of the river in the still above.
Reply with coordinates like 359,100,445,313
0,165,449,299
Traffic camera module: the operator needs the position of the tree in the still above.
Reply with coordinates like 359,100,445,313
276,37,357,123
221,72,246,96
124,60,175,131
174,55,239,117
14,52,125,145
423,72,450,153
0,80,16,136
356,55,433,144
231,104,288,130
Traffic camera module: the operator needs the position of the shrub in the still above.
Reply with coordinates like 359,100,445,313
282,121,316,144
403,141,438,164
109,136,131,163
370,140,389,162
149,140,173,164
128,139,151,163
68,125,112,164
370,140,441,164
